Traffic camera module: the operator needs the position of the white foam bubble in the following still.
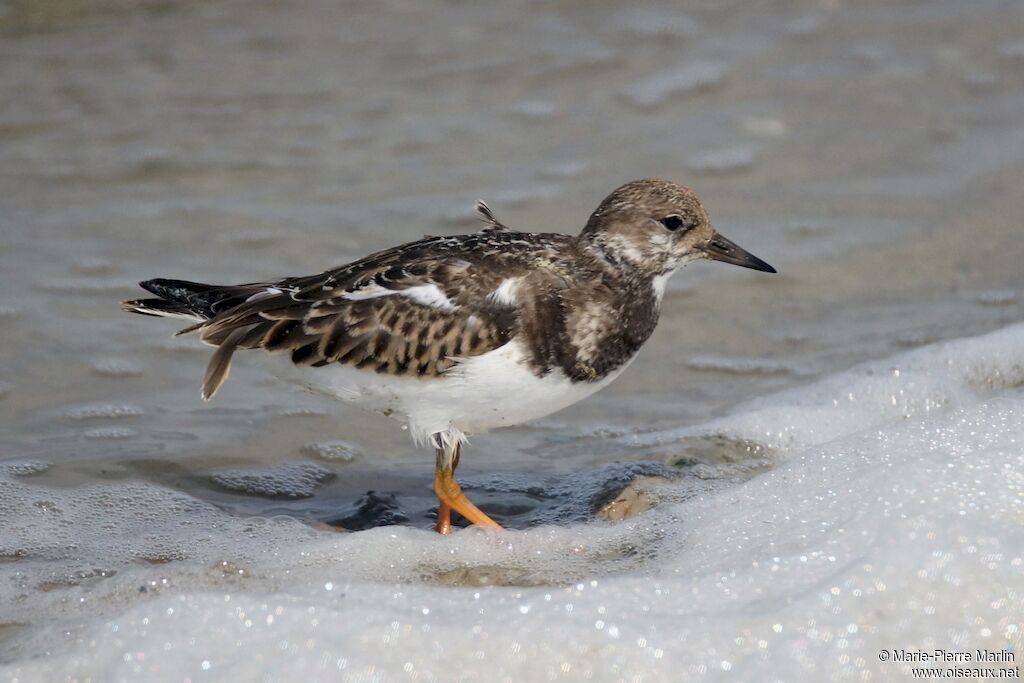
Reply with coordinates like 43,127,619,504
82,426,138,440
300,440,359,462
1,460,50,476
210,462,335,498
3,323,1024,680
62,403,146,420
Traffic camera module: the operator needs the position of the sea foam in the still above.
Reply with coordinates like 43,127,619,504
2,323,1023,681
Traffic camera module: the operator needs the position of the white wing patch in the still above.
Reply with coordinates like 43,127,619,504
245,287,283,303
342,283,397,301
343,283,456,311
486,278,519,306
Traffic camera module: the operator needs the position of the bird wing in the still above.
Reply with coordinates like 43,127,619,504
190,232,571,400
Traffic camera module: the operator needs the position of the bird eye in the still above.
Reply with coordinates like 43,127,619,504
661,215,688,231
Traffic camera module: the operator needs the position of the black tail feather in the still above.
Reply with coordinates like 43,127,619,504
123,278,271,326
138,278,224,319
122,278,277,399
121,297,199,319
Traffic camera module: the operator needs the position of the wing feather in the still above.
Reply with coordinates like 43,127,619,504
177,231,575,395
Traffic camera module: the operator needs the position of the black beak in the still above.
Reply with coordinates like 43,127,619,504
702,233,777,273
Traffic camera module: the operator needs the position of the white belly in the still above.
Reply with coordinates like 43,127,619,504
281,341,634,445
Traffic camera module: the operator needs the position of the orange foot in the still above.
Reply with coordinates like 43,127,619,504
432,444,502,534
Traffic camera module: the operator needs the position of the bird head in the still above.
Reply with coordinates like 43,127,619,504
580,179,776,276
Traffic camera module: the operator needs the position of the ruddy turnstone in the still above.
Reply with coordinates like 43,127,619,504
123,179,775,533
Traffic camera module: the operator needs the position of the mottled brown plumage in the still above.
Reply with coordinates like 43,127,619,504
188,230,574,399
123,179,776,533
124,179,775,402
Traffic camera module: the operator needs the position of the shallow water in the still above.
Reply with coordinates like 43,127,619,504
1,0,1024,680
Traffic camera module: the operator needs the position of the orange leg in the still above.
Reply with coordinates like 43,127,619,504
432,441,502,533
434,444,456,534
434,501,453,535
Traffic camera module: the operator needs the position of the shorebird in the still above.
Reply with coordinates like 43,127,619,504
123,179,775,533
